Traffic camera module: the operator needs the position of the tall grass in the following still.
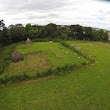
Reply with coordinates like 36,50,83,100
4,52,51,74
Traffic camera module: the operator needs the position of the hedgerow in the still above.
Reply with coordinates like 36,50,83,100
0,62,86,84
61,41,96,61
0,45,15,74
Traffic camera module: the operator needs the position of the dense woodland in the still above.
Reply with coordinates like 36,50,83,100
0,20,109,47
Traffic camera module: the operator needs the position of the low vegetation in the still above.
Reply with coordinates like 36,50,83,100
0,42,88,84
11,52,24,62
9,52,50,74
0,20,109,47
0,41,110,110
0,45,15,74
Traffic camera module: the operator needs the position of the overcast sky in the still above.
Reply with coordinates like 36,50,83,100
0,0,110,30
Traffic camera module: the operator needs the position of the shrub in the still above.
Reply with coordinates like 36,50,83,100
11,52,24,62
0,45,15,74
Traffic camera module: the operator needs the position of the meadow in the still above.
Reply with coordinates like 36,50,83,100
0,41,110,110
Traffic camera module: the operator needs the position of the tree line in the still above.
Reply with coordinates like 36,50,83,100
0,20,109,47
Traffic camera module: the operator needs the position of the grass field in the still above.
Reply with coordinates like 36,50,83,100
3,42,86,75
0,41,110,110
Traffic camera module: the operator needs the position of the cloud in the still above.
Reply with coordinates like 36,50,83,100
0,0,66,12
0,0,110,30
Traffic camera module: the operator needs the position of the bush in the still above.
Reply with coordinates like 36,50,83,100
11,52,24,62
0,45,15,74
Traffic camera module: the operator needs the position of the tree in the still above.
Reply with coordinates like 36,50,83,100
57,26,69,40
0,20,11,46
92,29,109,41
2,27,12,45
9,24,25,43
0,20,4,46
43,23,57,39
25,24,32,37
0,20,5,31
70,25,84,40
83,27,94,40
25,24,40,39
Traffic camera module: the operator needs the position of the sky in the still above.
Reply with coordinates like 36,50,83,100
0,0,110,30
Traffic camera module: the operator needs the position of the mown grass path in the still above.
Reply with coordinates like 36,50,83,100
0,41,110,110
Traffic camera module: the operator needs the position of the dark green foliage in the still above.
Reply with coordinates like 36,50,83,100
0,63,79,84
0,73,30,84
83,27,94,40
70,25,84,40
0,20,5,29
0,20,12,46
57,26,70,40
0,45,15,74
9,24,26,43
0,20,109,47
25,24,40,39
2,27,12,45
38,23,58,40
69,25,108,41
92,29,109,41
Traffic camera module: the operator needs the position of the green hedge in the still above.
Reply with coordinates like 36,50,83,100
0,45,15,74
0,62,88,84
61,41,95,62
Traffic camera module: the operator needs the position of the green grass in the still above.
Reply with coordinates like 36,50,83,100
3,42,85,75
16,42,85,66
4,52,51,74
0,45,12,59
0,41,110,110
